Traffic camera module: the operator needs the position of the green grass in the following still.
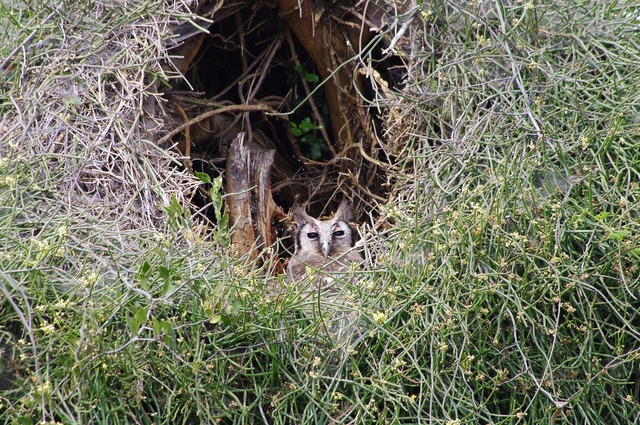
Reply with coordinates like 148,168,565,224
1,0,640,424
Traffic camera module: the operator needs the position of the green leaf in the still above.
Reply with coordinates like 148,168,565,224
171,196,182,212
139,261,152,288
212,175,223,192
195,171,211,183
298,117,317,132
152,319,163,335
607,229,630,241
218,213,228,229
310,144,322,160
153,319,172,337
301,134,318,145
128,306,147,335
231,298,240,315
140,261,151,275
62,95,82,106
291,126,302,137
135,306,147,326
305,73,319,83
163,331,175,347
158,265,170,280
162,280,176,296
128,309,142,334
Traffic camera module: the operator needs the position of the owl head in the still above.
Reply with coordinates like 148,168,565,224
291,199,356,258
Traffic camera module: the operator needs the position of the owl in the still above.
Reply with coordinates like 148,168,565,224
286,199,366,354
287,198,364,279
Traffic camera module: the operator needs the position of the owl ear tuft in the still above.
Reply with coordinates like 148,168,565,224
291,204,312,225
334,198,354,222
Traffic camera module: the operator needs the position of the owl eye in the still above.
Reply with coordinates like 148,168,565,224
307,232,319,239
333,230,345,237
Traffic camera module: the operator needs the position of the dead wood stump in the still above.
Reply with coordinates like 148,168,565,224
225,133,286,270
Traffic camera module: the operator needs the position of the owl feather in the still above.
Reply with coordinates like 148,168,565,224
287,199,363,279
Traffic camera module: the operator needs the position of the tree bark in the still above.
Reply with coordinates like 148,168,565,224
225,133,286,266
277,0,372,151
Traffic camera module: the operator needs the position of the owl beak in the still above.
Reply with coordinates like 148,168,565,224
321,240,331,257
